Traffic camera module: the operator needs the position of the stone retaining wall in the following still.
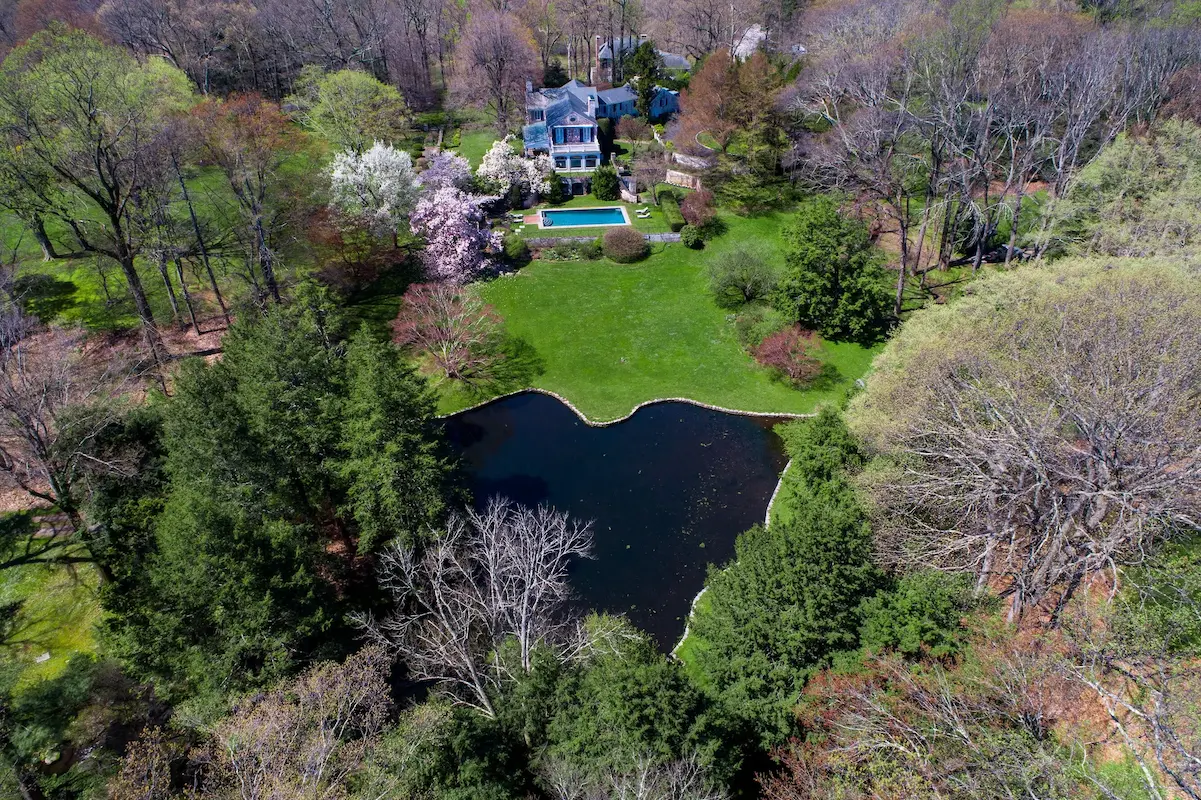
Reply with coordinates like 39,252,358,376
525,232,682,247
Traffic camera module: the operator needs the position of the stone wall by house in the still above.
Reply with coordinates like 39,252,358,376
671,151,715,170
666,169,703,191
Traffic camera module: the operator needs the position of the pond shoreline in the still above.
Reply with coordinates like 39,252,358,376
445,392,791,650
671,457,794,658
439,386,815,428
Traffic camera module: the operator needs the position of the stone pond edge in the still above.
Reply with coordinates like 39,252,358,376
437,386,815,428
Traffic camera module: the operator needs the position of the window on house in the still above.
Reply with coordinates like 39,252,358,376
585,156,597,168
570,156,582,169
555,157,567,169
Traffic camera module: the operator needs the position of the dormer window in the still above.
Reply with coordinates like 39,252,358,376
529,109,544,121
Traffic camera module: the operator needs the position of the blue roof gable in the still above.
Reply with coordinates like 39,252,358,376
523,122,549,151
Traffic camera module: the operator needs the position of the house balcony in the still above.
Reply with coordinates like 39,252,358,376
549,142,602,154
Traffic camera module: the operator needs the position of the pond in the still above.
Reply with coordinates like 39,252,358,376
443,392,790,650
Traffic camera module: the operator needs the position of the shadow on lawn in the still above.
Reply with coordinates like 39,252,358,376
455,335,546,404
14,274,78,323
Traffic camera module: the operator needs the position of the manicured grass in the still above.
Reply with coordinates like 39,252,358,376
0,549,101,689
454,127,503,167
441,211,881,421
672,590,714,681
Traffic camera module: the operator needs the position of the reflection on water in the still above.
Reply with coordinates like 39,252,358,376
443,393,789,650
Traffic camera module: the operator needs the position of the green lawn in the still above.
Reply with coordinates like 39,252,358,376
454,127,503,167
439,211,880,422
0,546,101,689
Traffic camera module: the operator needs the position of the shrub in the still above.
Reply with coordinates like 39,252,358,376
543,171,566,205
709,249,777,308
754,325,823,387
602,227,648,263
591,164,620,201
680,224,704,249
502,233,530,266
658,191,685,232
584,237,604,259
734,304,789,349
680,189,715,228
858,571,973,659
541,242,583,261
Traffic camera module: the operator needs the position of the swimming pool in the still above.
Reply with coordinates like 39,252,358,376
540,206,630,228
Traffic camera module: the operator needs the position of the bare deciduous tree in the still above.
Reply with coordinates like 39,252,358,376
0,314,142,536
540,751,730,800
450,9,539,132
203,646,393,800
391,282,507,384
849,262,1201,622
1061,561,1201,800
358,497,593,717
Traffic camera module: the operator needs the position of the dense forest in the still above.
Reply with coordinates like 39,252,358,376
0,0,1196,798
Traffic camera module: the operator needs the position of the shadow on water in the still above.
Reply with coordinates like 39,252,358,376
443,392,789,651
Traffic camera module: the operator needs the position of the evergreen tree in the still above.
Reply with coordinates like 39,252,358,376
591,165,620,201
99,286,453,698
626,42,663,118
689,410,883,748
772,196,894,344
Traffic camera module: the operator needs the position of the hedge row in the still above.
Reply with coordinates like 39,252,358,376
659,192,686,232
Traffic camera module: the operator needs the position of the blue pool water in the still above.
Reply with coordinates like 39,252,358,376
542,207,627,227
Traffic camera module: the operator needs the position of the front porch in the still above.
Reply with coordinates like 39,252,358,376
550,149,603,172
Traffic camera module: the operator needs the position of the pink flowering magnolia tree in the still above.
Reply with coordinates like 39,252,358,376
408,187,502,283
418,151,474,191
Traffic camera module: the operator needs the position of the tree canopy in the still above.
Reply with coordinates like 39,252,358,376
100,287,454,698
772,196,894,344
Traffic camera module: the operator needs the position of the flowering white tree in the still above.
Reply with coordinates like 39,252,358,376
478,135,552,197
409,187,501,283
418,151,473,191
329,141,420,243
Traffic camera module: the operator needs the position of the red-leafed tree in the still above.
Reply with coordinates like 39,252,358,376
392,282,506,383
680,189,715,227
754,326,822,387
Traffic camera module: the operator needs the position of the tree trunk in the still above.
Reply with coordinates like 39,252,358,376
174,256,201,335
173,153,230,323
1004,190,1024,268
155,250,180,323
30,215,53,262
253,216,281,303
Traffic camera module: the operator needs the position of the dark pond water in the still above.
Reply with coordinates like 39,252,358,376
443,392,789,650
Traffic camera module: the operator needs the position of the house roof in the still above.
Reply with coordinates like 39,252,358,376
526,81,599,128
597,36,642,60
523,122,549,151
598,85,636,105
659,51,691,70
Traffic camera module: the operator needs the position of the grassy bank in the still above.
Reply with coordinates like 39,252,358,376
438,211,881,422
